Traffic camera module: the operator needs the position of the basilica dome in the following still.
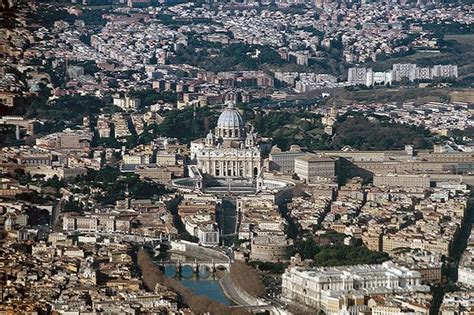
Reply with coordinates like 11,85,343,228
217,104,244,130
216,103,246,140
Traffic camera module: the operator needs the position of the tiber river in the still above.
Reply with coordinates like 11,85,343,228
151,246,233,305
162,264,230,305
152,196,238,305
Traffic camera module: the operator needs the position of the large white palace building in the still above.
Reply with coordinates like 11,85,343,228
191,103,262,179
282,261,430,314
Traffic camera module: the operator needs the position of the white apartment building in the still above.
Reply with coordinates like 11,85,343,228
432,65,458,78
348,67,371,86
113,95,141,110
348,67,392,86
392,64,458,82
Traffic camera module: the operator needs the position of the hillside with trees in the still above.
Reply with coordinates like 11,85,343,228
170,41,285,72
21,93,104,133
332,115,434,150
247,108,434,151
250,109,331,151
150,106,218,142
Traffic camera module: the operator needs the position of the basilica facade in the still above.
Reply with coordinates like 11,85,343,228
192,103,262,179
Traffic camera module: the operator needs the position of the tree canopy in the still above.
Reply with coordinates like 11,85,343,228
332,115,433,150
127,89,177,108
151,107,217,142
75,167,169,205
247,108,434,151
294,237,389,266
170,42,285,72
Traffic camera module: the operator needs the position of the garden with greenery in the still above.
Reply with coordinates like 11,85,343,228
72,167,170,206
294,236,389,267
244,108,435,151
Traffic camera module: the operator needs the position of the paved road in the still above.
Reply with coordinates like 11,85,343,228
219,272,252,306
220,272,289,314
221,275,288,314
51,198,65,231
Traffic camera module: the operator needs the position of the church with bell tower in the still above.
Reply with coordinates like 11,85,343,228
192,103,262,179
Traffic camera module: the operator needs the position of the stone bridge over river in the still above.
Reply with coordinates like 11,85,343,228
155,240,231,277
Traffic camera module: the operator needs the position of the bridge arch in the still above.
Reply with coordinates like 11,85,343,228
198,265,212,278
179,265,194,278
215,264,228,271
159,261,230,277
163,265,177,278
